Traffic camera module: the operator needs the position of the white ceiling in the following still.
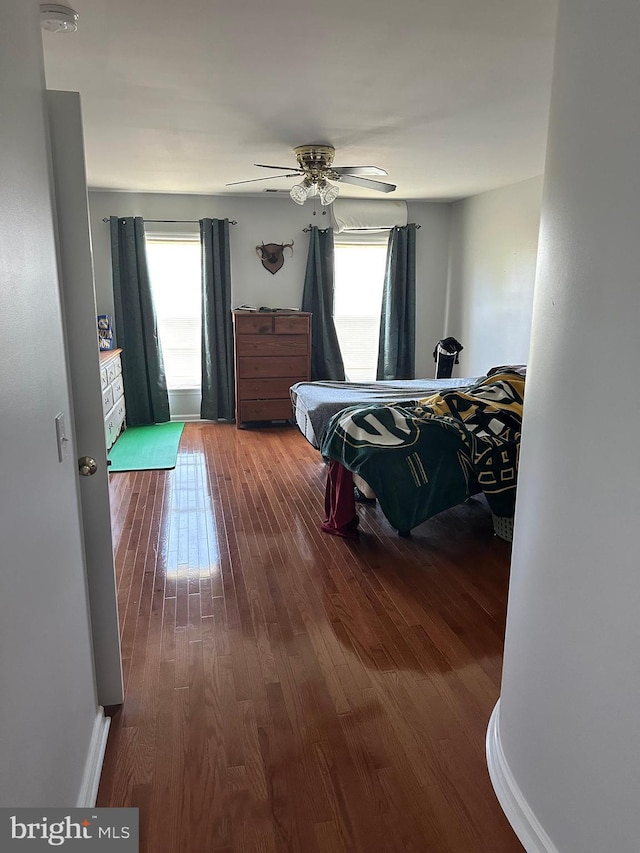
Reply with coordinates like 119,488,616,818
41,0,558,201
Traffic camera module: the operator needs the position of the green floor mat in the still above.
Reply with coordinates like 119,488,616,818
108,422,185,472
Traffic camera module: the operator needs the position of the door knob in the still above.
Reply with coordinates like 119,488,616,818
78,456,98,476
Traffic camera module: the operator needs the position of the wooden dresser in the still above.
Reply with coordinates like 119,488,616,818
100,348,126,450
233,310,311,427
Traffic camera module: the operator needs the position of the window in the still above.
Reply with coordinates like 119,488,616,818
334,234,388,381
146,237,201,390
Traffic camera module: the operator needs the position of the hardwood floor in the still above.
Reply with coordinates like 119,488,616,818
98,422,523,853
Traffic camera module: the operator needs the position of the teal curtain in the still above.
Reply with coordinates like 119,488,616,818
110,216,169,425
200,218,234,421
301,227,345,381
376,224,417,380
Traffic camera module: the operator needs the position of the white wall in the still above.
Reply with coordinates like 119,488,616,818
88,192,451,383
446,177,543,376
89,192,313,323
0,0,100,805
490,0,640,850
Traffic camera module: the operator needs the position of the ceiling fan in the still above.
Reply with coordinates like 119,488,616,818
226,144,396,206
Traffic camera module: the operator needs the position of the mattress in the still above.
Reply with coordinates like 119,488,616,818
290,377,482,448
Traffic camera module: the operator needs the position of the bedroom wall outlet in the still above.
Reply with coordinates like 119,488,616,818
55,411,69,462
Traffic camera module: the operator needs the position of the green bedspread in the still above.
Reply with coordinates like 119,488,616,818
320,371,525,533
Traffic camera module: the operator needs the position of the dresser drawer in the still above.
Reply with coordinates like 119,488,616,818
274,315,309,334
111,395,126,426
111,375,124,400
239,399,293,422
100,366,108,390
105,419,124,450
105,414,120,450
104,418,114,449
236,334,308,357
238,356,309,379
102,385,114,415
237,377,305,401
235,314,274,335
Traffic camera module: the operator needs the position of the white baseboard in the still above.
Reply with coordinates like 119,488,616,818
486,700,559,853
76,708,111,807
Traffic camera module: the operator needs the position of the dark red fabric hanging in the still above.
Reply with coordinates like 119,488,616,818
321,459,359,539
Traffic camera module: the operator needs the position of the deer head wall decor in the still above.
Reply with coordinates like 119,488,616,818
255,240,294,275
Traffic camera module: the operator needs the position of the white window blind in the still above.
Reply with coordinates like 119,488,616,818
334,235,388,381
145,237,202,390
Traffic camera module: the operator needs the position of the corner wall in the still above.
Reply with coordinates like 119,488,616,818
446,177,543,376
490,0,640,850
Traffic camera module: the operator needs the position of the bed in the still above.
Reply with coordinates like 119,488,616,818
318,370,525,540
290,376,482,449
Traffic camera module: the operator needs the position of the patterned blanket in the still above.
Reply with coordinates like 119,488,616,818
320,371,525,534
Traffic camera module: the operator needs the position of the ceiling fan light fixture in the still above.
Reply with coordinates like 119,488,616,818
40,4,79,32
290,178,313,205
319,182,339,206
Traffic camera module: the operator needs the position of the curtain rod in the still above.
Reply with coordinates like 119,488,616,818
102,217,238,225
302,224,420,233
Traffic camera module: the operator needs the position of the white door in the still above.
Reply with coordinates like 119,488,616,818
47,90,124,706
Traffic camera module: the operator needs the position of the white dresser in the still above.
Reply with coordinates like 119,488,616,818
100,349,126,450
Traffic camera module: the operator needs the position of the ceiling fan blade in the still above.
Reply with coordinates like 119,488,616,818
254,163,303,171
226,173,301,186
337,174,397,193
332,166,388,176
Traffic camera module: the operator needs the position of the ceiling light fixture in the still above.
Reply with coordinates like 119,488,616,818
290,176,339,207
318,180,340,207
40,4,79,33
290,177,313,205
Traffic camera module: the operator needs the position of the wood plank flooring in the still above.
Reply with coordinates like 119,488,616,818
98,422,523,853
